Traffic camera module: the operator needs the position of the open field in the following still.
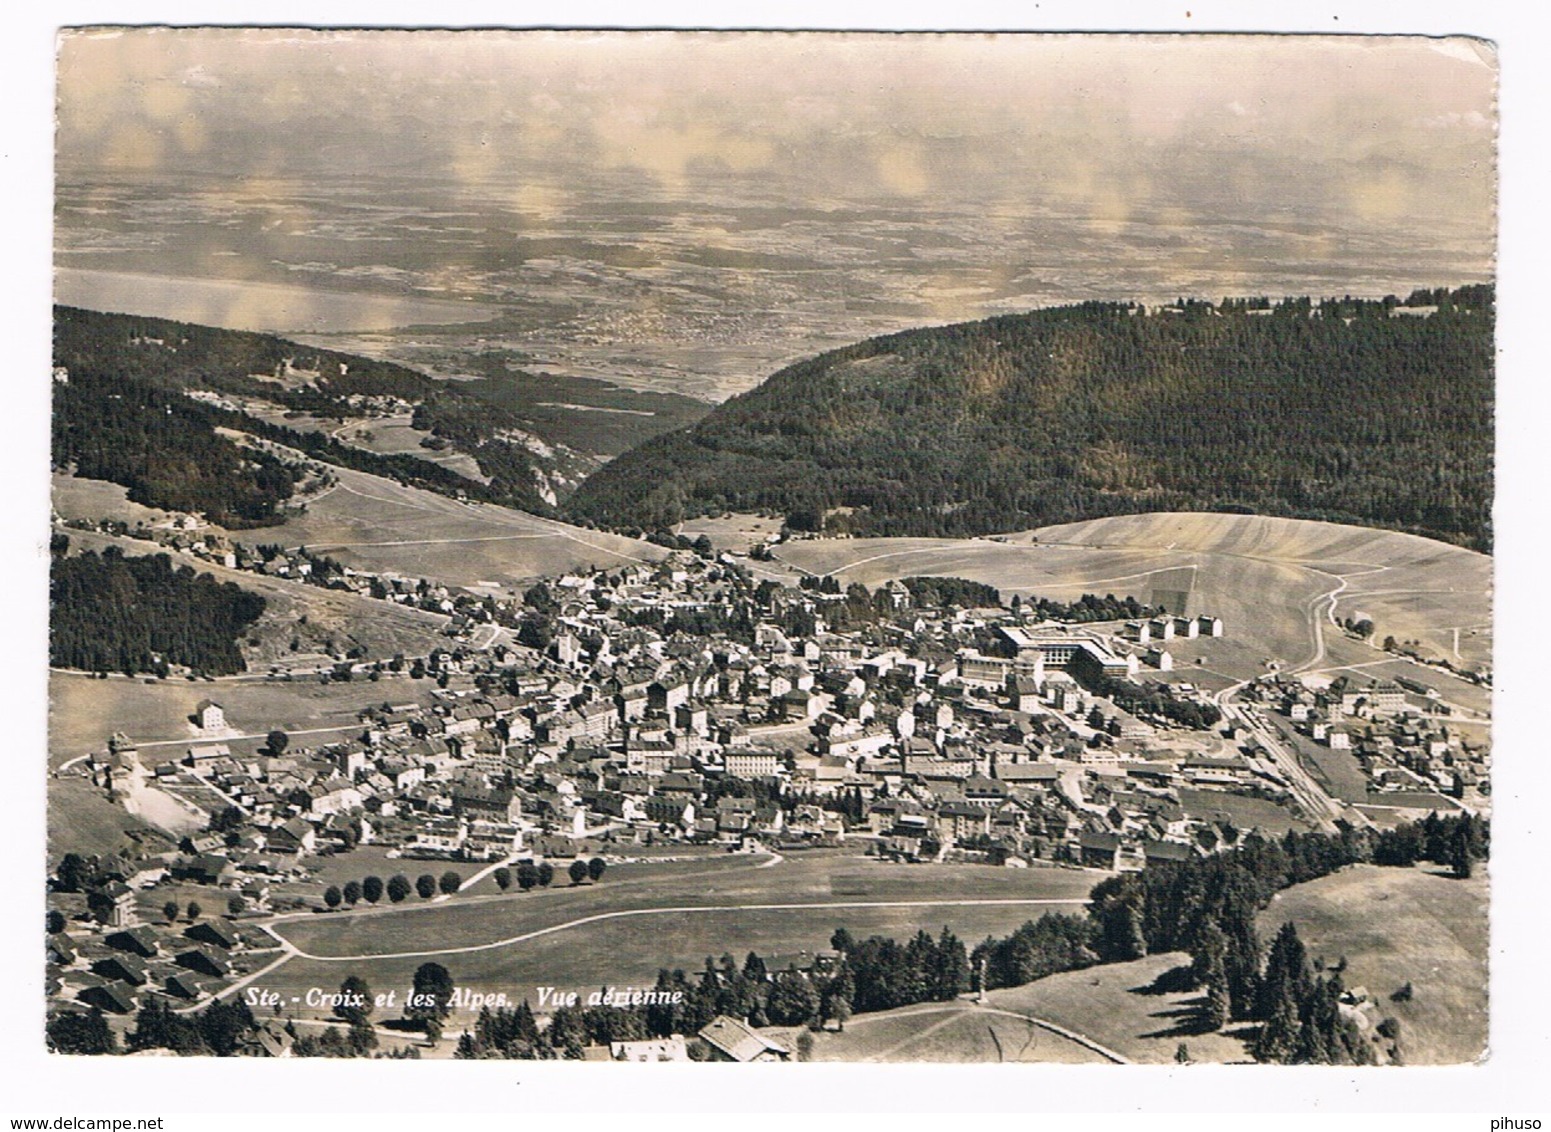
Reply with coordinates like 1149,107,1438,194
677,513,786,554
250,855,1103,1027
275,854,1101,959
1259,864,1488,1065
1176,788,1312,837
239,465,665,592
46,775,154,863
776,512,1491,680
241,405,489,484
805,1002,1111,1063
986,951,1253,1064
58,523,451,668
49,669,436,767
51,474,178,528
265,898,1099,1030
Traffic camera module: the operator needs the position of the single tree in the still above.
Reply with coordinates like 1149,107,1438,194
387,874,412,903
266,729,289,754
226,894,246,917
408,961,455,1026
1203,978,1231,1031
587,857,607,883
323,885,342,910
537,862,555,888
1451,825,1475,879
55,853,91,893
1175,1042,1191,1065
348,1018,378,1055
493,866,512,892
416,874,437,900
342,880,362,905
333,975,373,1026
439,870,462,895
568,860,589,886
516,860,538,892
164,900,180,924
186,900,202,922
363,875,384,904
46,909,66,934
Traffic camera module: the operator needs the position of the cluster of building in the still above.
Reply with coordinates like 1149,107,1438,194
52,552,1286,1023
46,866,266,1021
72,555,1267,879
1262,674,1489,798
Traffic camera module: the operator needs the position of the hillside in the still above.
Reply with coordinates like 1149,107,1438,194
51,306,580,516
774,511,1492,673
566,289,1493,551
1259,865,1487,1065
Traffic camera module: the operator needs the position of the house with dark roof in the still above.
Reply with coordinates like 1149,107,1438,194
185,919,240,951
78,981,136,1014
92,953,148,986
105,926,160,958
164,972,208,1000
177,946,231,978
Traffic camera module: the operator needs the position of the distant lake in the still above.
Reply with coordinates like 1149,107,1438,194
53,268,501,334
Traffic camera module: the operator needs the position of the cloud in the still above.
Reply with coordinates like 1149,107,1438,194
182,65,220,88
1420,110,1492,130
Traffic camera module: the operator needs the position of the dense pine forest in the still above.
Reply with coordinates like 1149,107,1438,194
566,287,1494,551
51,360,304,526
49,538,266,676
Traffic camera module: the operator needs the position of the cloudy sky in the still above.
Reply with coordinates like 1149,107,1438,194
55,29,1496,257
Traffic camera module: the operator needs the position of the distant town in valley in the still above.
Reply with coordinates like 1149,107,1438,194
46,29,1494,1066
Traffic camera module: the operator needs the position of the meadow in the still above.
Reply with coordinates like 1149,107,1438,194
776,512,1491,681
1258,864,1488,1065
239,466,664,592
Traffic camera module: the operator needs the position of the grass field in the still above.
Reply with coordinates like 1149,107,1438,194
986,952,1252,1064
253,855,1103,1027
276,854,1101,959
46,775,152,863
805,1003,1111,1063
1176,788,1312,836
776,512,1491,680
677,513,785,554
238,465,665,591
51,474,177,528
49,669,437,767
242,406,489,484
1259,864,1488,1065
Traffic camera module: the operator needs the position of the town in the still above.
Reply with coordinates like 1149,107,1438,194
46,536,1490,1058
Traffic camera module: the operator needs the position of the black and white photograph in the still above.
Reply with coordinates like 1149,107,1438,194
22,11,1531,1108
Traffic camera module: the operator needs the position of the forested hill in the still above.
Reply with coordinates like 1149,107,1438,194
565,287,1494,552
51,306,556,519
